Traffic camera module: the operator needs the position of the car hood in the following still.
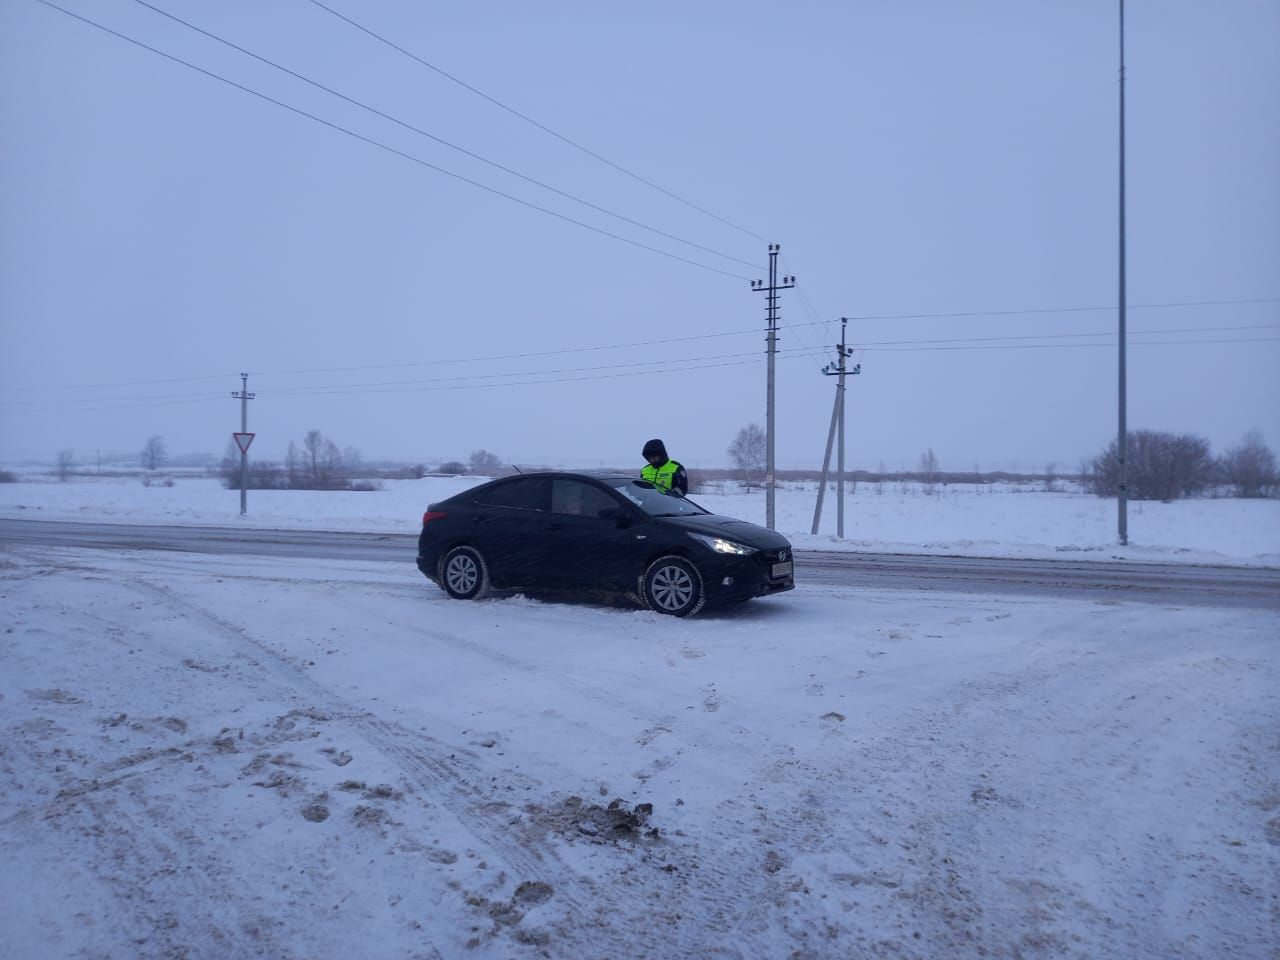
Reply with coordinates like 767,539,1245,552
657,513,792,550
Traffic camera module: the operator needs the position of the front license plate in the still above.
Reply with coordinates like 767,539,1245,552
771,561,793,578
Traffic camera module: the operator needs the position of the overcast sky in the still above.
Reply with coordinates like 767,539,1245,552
2,0,1277,472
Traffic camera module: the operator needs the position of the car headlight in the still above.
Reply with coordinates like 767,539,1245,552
688,532,758,556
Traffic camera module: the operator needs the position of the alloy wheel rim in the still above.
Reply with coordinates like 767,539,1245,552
447,554,478,594
652,565,693,611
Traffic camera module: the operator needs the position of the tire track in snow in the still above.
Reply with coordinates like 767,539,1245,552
111,572,617,950
120,564,824,957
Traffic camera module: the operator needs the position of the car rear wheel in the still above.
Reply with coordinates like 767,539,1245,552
440,545,490,600
641,555,705,617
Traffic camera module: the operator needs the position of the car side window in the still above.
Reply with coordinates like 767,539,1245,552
472,477,548,510
551,480,619,518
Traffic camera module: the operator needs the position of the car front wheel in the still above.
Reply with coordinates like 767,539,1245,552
440,545,490,600
641,555,705,617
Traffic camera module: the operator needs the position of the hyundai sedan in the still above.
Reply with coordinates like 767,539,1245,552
416,472,795,616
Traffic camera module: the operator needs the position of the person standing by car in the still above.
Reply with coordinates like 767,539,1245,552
641,438,688,497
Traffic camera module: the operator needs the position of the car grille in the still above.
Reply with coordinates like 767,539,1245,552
757,548,793,579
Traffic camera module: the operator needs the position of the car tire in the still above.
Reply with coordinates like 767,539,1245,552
439,545,490,600
641,555,705,617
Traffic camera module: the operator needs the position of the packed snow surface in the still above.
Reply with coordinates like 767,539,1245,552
1,476,1277,958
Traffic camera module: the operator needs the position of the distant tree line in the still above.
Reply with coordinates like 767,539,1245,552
719,423,1276,502
1087,429,1276,501
215,439,513,489
434,449,505,476
219,429,379,491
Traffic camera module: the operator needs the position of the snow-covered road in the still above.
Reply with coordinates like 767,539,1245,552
2,544,1276,959
4,519,1278,610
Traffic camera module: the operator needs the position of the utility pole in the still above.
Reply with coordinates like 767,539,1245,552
1117,0,1129,545
231,373,255,517
750,244,795,530
811,317,859,537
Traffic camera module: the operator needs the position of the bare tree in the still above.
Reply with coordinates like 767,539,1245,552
219,438,277,489
56,449,74,482
1090,430,1213,501
1218,430,1277,498
302,430,324,486
728,424,766,488
301,430,343,488
1077,456,1094,489
469,449,502,475
438,461,467,475
285,442,301,489
343,446,363,476
319,439,343,488
141,435,167,471
919,448,939,492
219,439,240,488
1043,462,1058,493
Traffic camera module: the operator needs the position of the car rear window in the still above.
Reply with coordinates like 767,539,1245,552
472,477,548,510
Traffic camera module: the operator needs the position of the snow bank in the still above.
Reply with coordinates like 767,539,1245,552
1,473,1276,566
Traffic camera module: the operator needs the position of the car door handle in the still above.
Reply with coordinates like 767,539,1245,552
546,522,563,532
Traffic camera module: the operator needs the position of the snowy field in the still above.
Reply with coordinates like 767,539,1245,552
1,472,1278,566
2,476,1278,959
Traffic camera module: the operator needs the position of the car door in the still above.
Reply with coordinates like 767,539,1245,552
543,478,641,590
468,477,550,587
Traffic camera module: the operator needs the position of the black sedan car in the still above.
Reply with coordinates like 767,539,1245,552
416,472,795,616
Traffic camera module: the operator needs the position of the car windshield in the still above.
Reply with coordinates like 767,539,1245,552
603,478,709,517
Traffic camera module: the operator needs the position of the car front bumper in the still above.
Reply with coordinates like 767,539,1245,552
698,552,796,604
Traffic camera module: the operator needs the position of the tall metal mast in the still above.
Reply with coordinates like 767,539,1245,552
1117,0,1129,545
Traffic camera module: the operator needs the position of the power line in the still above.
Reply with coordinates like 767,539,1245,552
225,335,1280,396
842,296,1280,323
275,355,773,397
2,333,1273,412
0,391,229,411
855,322,1280,349
252,318,1280,386
266,349,776,394
34,0,752,281
124,0,758,271
3,303,1274,397
780,253,835,353
302,0,768,243
1,356,778,410
862,336,1280,354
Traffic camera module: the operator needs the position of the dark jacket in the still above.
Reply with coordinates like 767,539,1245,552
641,439,688,496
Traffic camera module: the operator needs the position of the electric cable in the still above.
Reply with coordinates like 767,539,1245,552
842,297,1279,323
4,331,1273,411
302,0,768,243
124,0,759,271
34,0,752,281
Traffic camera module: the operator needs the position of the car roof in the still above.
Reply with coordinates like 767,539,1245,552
479,471,636,481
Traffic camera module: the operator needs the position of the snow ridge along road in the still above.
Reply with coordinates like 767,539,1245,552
2,518,1277,609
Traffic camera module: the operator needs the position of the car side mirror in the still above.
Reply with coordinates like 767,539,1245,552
599,506,631,528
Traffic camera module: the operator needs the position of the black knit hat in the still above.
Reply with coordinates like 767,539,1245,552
642,438,667,460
